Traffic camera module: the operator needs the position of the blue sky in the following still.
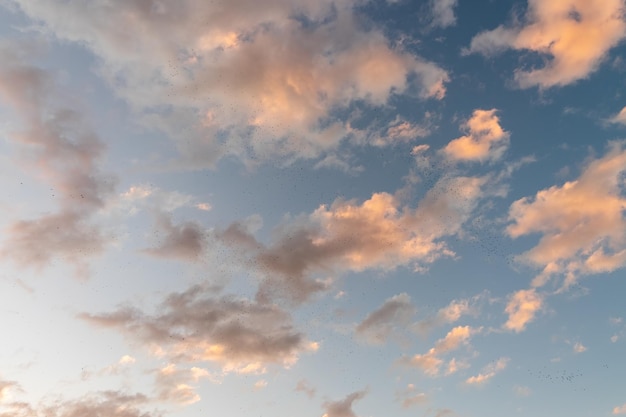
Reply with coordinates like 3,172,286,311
1,1,626,416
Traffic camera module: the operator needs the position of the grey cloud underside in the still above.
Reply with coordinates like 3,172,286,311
0,44,115,277
141,212,207,262
81,284,309,369
0,391,158,417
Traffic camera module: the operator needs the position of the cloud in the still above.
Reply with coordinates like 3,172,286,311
0,391,159,417
443,109,509,163
507,141,626,290
295,379,317,399
0,43,115,278
465,357,509,385
251,174,488,304
573,342,587,353
141,212,207,262
322,390,367,417
413,296,478,335
467,0,626,88
396,384,428,408
80,284,317,374
10,0,449,168
154,364,214,405
0,378,20,402
503,289,543,333
404,326,476,376
81,355,137,381
355,293,416,345
429,0,458,28
608,106,626,125
513,385,532,397
615,403,626,415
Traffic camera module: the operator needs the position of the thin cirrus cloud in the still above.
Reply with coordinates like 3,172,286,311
80,284,318,375
466,0,626,88
8,0,449,169
0,43,115,278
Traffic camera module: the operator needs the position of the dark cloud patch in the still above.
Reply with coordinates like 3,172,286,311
80,285,315,373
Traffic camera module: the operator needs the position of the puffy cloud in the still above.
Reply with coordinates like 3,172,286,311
508,141,626,290
443,109,509,163
615,404,626,415
467,0,626,88
251,174,488,304
322,390,367,417
141,213,207,262
465,357,509,385
154,364,214,405
573,342,587,353
503,289,543,333
404,326,476,376
0,46,115,278
10,0,449,168
80,285,317,374
355,293,415,345
429,0,458,28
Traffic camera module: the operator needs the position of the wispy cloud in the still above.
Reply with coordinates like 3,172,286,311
443,109,510,163
503,289,544,333
0,42,115,278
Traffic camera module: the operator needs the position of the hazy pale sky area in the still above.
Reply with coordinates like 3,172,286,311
1,1,626,416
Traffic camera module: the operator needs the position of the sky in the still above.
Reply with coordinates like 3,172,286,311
0,0,626,416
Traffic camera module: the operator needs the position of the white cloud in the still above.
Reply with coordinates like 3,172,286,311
467,0,626,88
614,403,626,415
573,342,587,353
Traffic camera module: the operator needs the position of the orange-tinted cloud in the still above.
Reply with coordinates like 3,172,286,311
468,0,626,88
508,141,626,290
503,289,543,333
444,109,509,162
